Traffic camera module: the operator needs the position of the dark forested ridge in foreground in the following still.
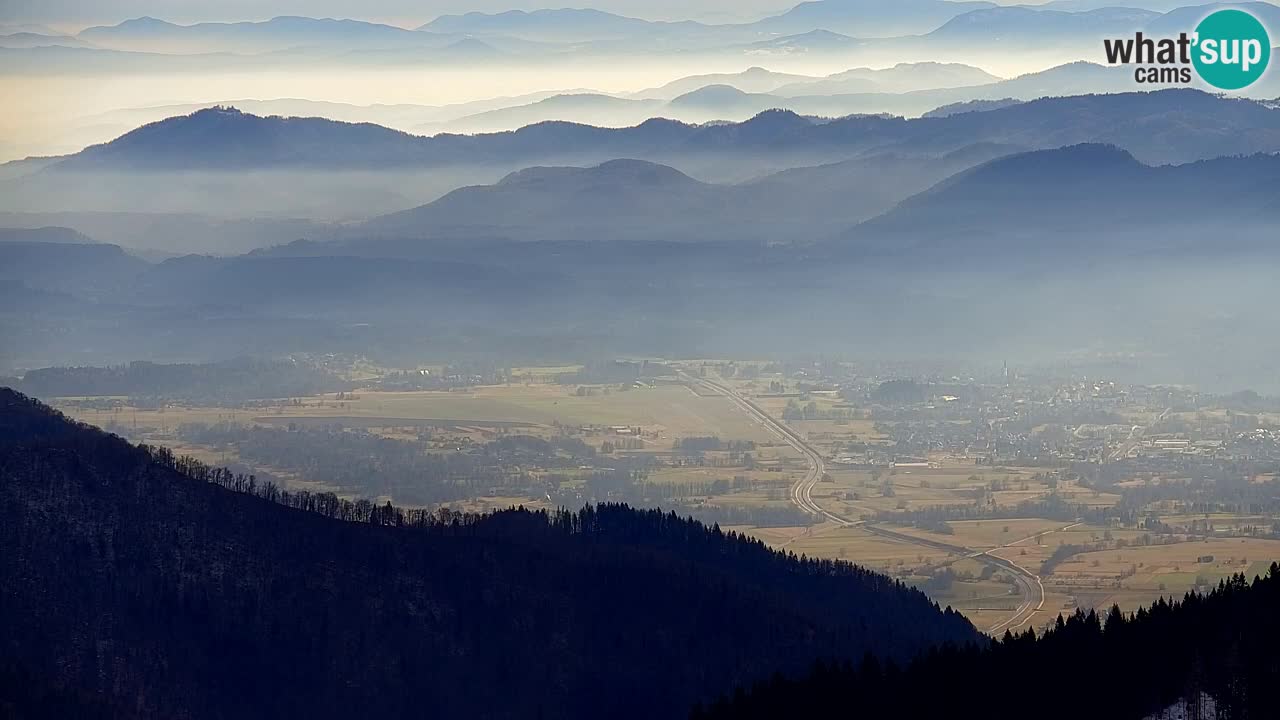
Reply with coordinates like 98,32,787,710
0,389,976,719
698,568,1280,720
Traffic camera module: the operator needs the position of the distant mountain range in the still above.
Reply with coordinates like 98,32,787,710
741,28,863,52
416,60,1018,133
362,145,1016,243
416,1,1003,44
924,6,1160,44
416,94,663,135
0,31,91,48
625,61,1001,103
77,15,447,54
0,212,338,256
1143,2,1280,36
0,226,94,244
25,89,1280,173
7,2,1280,169
12,1,1274,66
419,8,714,43
3,88,1278,225
420,57,1280,136
772,62,1001,95
7,136,1278,383
120,0,1228,55
8,58,1166,163
24,139,1272,258
14,101,1275,257
971,2,1279,46
751,0,999,38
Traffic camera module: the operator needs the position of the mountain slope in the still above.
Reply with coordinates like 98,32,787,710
872,89,1280,163
741,29,861,52
0,240,149,295
754,0,998,37
0,390,978,719
696,568,1280,719
742,142,1024,225
631,66,818,100
847,144,1280,254
0,226,94,244
365,159,749,241
928,6,1159,44
363,141,1026,244
1143,2,1280,37
774,62,1002,96
58,106,434,170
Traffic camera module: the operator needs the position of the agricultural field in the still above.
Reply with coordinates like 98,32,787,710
48,361,1280,633
54,375,794,523
58,382,778,443
892,518,1081,550
1010,534,1280,613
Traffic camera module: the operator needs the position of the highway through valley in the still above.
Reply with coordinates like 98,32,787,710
684,371,1049,635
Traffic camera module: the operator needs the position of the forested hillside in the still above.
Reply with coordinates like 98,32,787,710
697,566,1280,719
0,389,976,720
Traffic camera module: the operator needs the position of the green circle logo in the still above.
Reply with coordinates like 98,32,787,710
1193,9,1271,90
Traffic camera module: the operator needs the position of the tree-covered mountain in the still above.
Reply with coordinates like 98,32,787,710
366,159,741,241
0,389,978,720
739,141,1020,225
846,144,1280,256
0,240,149,296
58,106,435,170
696,566,1280,719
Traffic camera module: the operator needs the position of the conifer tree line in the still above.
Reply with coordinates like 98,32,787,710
696,566,1280,719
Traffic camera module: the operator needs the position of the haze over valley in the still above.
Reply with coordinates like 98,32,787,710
3,1,1280,718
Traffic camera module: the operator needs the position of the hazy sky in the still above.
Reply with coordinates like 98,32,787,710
4,1,779,26
2,0,1044,28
